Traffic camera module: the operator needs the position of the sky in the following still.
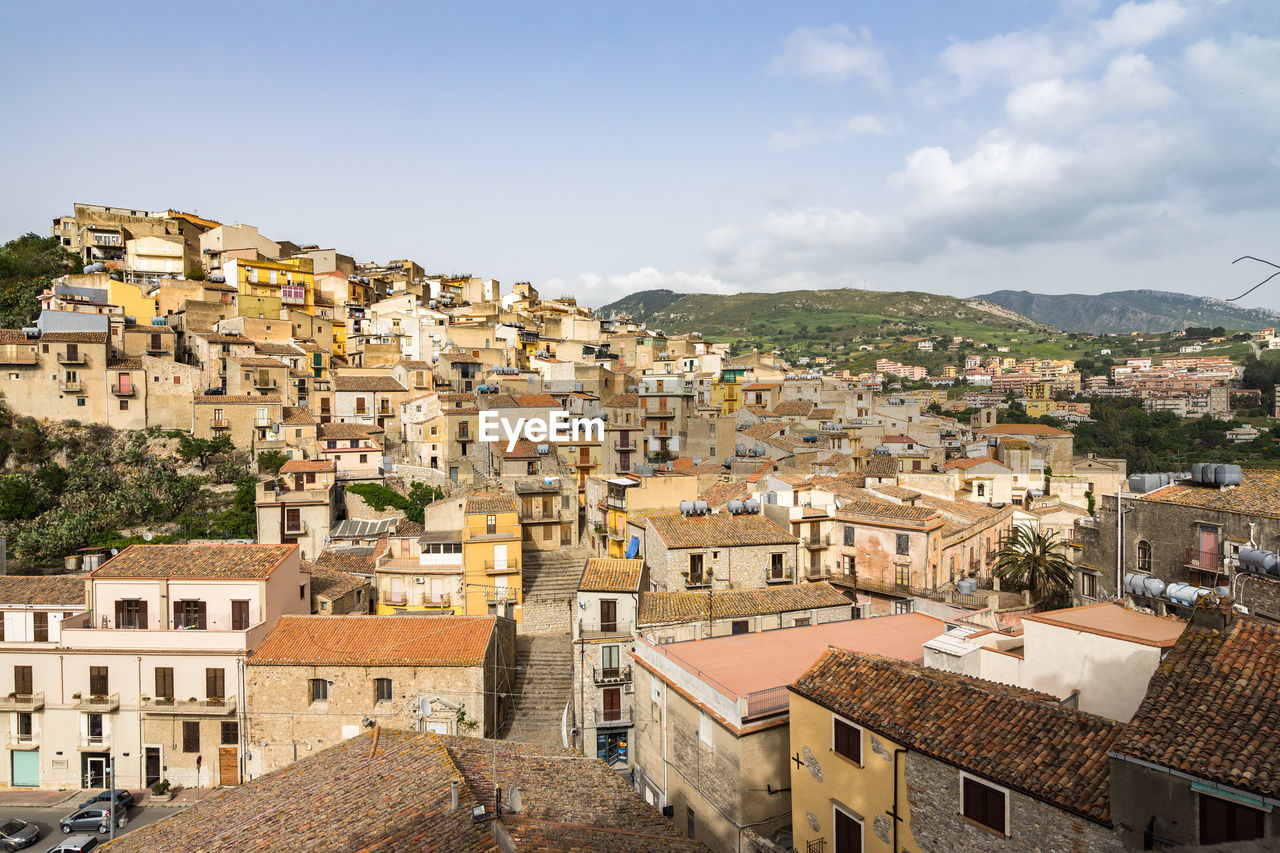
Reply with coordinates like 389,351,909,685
1,0,1278,308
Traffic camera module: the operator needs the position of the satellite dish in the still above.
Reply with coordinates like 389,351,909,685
142,531,153,542
111,549,119,556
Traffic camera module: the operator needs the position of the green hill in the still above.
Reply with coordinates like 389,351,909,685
980,289,1280,334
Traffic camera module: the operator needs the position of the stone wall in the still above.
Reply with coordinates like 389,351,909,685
905,751,1122,853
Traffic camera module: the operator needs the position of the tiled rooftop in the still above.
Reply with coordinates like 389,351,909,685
250,615,495,666
0,575,87,606
333,374,408,392
1140,469,1280,519
975,423,1072,437
466,494,518,515
301,561,369,602
638,582,850,626
579,558,644,592
91,544,296,580
279,459,335,474
647,512,798,549
793,648,1120,823
837,499,939,523
1113,616,1280,798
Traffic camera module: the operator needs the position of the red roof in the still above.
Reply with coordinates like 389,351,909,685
249,615,496,666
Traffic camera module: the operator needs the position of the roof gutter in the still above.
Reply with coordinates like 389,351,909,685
1107,751,1280,810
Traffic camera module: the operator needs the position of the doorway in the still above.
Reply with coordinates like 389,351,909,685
82,754,108,788
218,747,238,786
144,747,161,787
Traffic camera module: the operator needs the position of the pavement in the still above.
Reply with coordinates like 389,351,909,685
0,796,178,851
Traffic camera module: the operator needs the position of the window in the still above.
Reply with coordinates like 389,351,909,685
231,600,250,631
895,534,910,556
686,806,695,840
205,668,225,700
731,620,750,635
1200,793,1265,844
834,717,862,763
77,397,85,407
299,584,306,599
375,678,393,703
114,599,147,630
542,523,552,541
119,399,129,411
976,483,985,497
793,616,810,627
33,612,48,642
769,553,786,581
688,554,705,586
1081,572,1098,598
844,525,856,546
174,600,207,630
155,667,174,700
221,721,239,745
89,666,108,697
601,645,620,677
895,563,910,587
1137,540,1152,572
486,515,496,535
14,666,32,696
962,775,1007,835
182,721,200,753
834,806,862,853
310,678,329,703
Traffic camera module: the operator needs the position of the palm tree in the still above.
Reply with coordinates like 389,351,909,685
992,525,1074,608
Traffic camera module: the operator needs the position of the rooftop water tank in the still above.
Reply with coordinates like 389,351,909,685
957,578,978,594
694,500,708,515
743,498,759,514
735,443,747,457
679,500,695,515
728,500,744,515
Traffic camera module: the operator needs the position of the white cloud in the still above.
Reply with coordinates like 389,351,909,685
1005,53,1179,129
765,113,891,150
1096,0,1190,47
768,25,889,88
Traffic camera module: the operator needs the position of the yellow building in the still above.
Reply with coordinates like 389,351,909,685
227,256,316,321
107,279,159,321
462,495,523,623
556,437,603,502
789,648,1122,853
942,364,957,378
603,473,698,558
713,367,748,415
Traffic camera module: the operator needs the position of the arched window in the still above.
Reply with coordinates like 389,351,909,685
1137,540,1152,572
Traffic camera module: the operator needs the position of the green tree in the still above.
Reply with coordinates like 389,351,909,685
186,265,207,281
993,526,1075,608
176,433,234,470
0,233,82,327
406,481,445,524
256,449,289,475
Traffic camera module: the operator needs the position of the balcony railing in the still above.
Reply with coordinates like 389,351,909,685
594,704,631,726
110,383,135,396
0,352,37,365
210,418,230,430
1184,546,1223,572
742,685,789,720
522,508,561,523
0,693,44,712
614,441,636,451
140,695,237,716
802,533,832,548
593,664,632,685
765,570,793,584
6,731,39,749
73,693,119,712
254,378,278,390
483,559,520,575
579,618,631,639
59,380,84,393
57,352,87,364
804,567,833,581
284,520,308,536
77,733,111,751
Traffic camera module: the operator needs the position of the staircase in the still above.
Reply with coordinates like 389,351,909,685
499,633,573,748
498,547,589,747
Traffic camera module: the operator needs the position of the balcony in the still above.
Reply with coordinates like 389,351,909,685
77,734,111,751
522,509,561,523
6,731,40,749
0,352,37,365
579,618,631,639
210,419,230,430
140,695,237,716
283,520,308,536
765,571,794,585
742,685,790,720
645,409,675,419
57,351,87,365
1184,546,1224,572
73,693,119,712
804,567,833,581
254,377,278,391
483,559,520,575
802,533,832,549
0,693,43,712
593,704,632,727
145,343,168,354
593,664,632,685
614,441,636,451
110,383,136,396
59,380,84,394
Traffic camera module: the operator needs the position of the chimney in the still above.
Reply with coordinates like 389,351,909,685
1190,599,1235,634
450,781,459,811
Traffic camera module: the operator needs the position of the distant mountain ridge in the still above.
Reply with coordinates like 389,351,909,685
978,289,1280,334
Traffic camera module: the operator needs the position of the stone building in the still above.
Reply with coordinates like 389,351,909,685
636,582,853,643
194,392,284,453
789,648,1124,853
254,459,342,560
245,614,515,777
642,511,801,592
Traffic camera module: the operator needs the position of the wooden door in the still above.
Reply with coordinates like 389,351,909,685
602,687,621,722
599,599,617,633
218,747,238,786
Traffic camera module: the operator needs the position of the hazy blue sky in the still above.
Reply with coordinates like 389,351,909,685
2,0,1278,307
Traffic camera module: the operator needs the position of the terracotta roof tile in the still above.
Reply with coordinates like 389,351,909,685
195,394,283,405
281,406,314,425
1113,616,1280,798
0,575,87,606
792,649,1120,824
250,615,495,666
41,331,108,343
604,393,638,408
301,561,369,602
862,456,898,479
279,459,335,474
334,374,407,392
465,495,517,515
316,422,383,440
580,559,644,592
1141,469,1280,519
975,424,1072,437
639,582,850,625
92,544,296,579
648,513,798,548
314,549,377,574
772,401,813,417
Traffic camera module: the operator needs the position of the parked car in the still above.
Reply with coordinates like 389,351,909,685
48,835,100,853
77,789,136,811
0,818,39,851
58,804,127,835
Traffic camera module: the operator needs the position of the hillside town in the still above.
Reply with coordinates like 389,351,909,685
0,202,1277,852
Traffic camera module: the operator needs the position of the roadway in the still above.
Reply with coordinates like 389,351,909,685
0,802,177,851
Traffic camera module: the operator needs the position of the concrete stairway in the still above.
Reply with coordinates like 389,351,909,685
519,547,589,634
499,633,573,748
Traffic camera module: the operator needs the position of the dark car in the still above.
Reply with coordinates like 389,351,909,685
77,789,136,811
0,818,39,851
48,836,99,853
58,804,127,835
